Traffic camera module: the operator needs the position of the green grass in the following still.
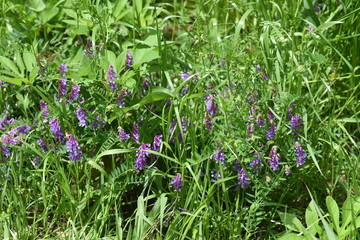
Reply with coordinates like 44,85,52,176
0,0,359,239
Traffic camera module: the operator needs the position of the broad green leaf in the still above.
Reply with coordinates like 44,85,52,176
40,6,59,23
0,56,20,76
23,52,36,72
326,196,340,233
63,9,77,19
133,48,160,67
306,200,320,235
28,0,45,12
279,212,307,234
87,160,109,179
342,196,360,229
15,51,24,75
278,233,304,240
113,0,127,20
0,76,24,85
106,50,117,70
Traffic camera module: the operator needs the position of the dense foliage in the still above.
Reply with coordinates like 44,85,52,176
0,0,359,239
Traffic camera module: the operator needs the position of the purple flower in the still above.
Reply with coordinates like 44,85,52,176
247,123,254,136
180,72,189,80
84,39,94,57
66,134,82,161
134,143,150,169
33,156,41,166
2,145,10,156
204,115,213,132
237,168,250,189
287,102,296,119
181,116,187,133
58,79,68,100
59,63,68,75
266,123,276,140
16,125,30,135
107,65,118,92
267,110,275,121
152,135,162,152
69,85,80,102
256,65,261,72
76,106,87,127
290,114,303,131
126,50,133,68
171,173,182,192
220,57,225,66
37,139,48,151
211,169,221,182
250,151,262,168
269,146,280,171
307,25,314,32
132,123,140,143
143,76,151,92
294,142,307,167
205,95,216,118
118,127,130,141
40,100,49,120
49,119,64,143
256,115,265,127
117,88,128,107
214,150,226,165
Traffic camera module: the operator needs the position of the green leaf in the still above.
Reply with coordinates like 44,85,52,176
306,200,320,235
279,212,307,234
28,0,46,12
40,6,59,23
96,149,133,160
326,196,340,233
0,56,20,76
278,233,304,240
23,52,36,72
133,48,160,67
342,196,360,229
0,76,24,85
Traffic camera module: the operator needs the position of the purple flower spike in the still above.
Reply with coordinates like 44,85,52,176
59,63,68,75
2,145,10,156
152,135,162,152
49,119,64,143
126,51,133,68
214,150,226,165
134,143,150,169
58,79,68,100
107,65,118,92
76,106,87,127
66,134,82,161
204,115,213,132
266,123,276,140
269,146,280,171
256,115,265,127
69,85,80,102
40,100,49,120
290,114,303,131
250,151,262,168
237,168,250,189
205,95,216,118
171,173,182,192
117,88,128,107
307,25,314,32
118,127,130,141
132,123,140,143
37,139,48,151
84,39,94,57
267,110,275,121
294,142,307,167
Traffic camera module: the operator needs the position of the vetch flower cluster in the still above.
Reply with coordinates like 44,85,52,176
49,119,64,143
134,143,150,169
76,106,87,127
294,142,307,167
171,173,182,192
66,134,82,161
106,65,118,92
269,146,280,171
